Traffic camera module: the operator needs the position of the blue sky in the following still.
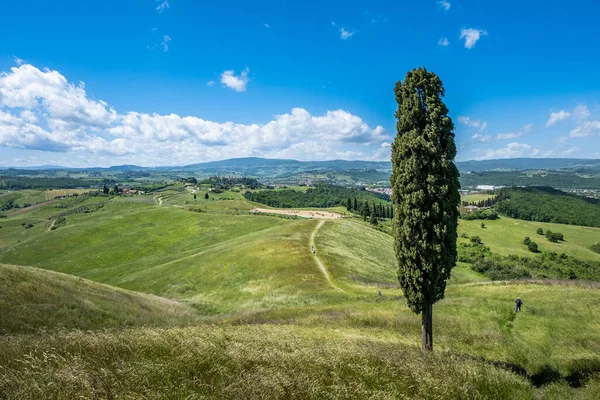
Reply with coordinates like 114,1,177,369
1,0,599,167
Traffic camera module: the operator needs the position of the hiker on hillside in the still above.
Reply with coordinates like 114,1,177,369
515,297,523,312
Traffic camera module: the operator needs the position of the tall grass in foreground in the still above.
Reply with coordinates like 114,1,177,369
0,326,539,400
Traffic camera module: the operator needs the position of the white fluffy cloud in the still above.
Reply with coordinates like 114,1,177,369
474,142,542,160
460,28,487,49
496,124,532,140
496,132,523,140
156,1,169,13
438,37,449,46
569,121,600,138
545,110,571,127
458,116,487,131
220,68,249,92
0,64,390,166
437,1,451,11
573,105,591,121
340,28,355,40
472,133,491,143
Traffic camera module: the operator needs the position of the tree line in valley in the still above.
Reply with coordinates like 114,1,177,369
345,197,394,224
495,187,600,228
0,176,110,190
244,183,390,209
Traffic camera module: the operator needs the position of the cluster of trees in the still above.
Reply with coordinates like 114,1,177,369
523,237,539,253
495,187,600,228
0,176,106,190
202,176,262,190
0,193,20,212
459,240,600,281
545,230,565,243
177,177,198,184
461,197,496,208
460,171,600,190
244,183,390,209
459,209,499,220
345,197,394,222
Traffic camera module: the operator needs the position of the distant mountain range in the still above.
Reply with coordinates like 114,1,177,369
2,157,600,173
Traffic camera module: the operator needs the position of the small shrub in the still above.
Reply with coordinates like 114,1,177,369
545,230,564,243
536,228,544,235
460,233,469,238
590,243,600,254
470,235,482,244
481,222,485,228
528,241,539,253
523,237,531,246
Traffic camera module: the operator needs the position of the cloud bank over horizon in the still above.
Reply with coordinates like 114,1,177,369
0,64,390,167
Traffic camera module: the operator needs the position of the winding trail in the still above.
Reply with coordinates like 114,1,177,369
310,220,345,292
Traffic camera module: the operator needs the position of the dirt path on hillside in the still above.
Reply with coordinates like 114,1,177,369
310,220,345,292
253,208,343,219
7,200,57,217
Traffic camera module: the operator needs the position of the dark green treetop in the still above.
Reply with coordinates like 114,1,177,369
391,68,461,315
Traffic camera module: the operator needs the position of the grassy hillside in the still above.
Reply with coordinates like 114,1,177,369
458,216,600,261
2,187,600,397
0,264,196,334
496,187,600,227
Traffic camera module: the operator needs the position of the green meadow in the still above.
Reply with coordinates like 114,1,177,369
1,187,599,398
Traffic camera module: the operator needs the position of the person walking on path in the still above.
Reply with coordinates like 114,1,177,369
515,297,523,312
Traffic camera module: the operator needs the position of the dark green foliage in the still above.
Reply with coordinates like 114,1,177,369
470,235,482,244
194,194,196,200
460,209,499,220
536,228,544,235
0,176,104,190
461,197,497,208
457,242,492,263
523,237,532,246
346,198,352,211
590,243,600,254
361,202,370,221
244,183,389,209
113,185,120,194
391,68,460,318
370,211,378,225
481,222,485,228
103,185,109,194
205,193,209,200
528,241,539,253
472,258,532,280
545,230,564,243
458,242,600,281
0,193,20,211
495,187,600,227
202,176,262,190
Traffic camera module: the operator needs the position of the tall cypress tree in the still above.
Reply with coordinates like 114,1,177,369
390,68,460,351
353,197,358,211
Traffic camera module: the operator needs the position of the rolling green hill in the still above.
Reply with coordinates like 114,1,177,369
2,187,600,398
0,264,196,334
495,187,600,227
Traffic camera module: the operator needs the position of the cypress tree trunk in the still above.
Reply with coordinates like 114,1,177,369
421,302,433,351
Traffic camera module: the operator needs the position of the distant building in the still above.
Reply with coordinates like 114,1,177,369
476,185,504,191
